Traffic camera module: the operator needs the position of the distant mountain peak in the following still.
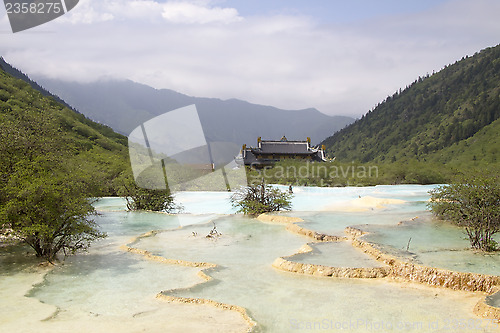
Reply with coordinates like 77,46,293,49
36,77,354,145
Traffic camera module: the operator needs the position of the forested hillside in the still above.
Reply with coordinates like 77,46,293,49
0,67,129,197
322,44,500,170
0,57,76,112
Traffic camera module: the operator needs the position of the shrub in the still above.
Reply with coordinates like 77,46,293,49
230,182,292,216
116,172,181,212
428,174,500,251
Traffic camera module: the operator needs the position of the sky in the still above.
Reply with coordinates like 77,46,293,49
0,0,499,117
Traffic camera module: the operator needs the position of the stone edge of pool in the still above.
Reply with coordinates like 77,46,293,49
120,228,259,333
115,211,500,333
260,213,500,323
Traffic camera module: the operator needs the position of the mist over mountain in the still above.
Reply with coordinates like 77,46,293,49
0,65,129,197
0,57,76,112
36,78,354,146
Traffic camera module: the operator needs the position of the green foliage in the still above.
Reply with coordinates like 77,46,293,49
116,173,181,212
428,118,500,168
0,160,106,260
322,45,500,173
230,182,292,216
0,89,9,102
0,56,78,112
0,69,130,197
123,187,178,212
0,67,130,260
0,116,107,260
428,174,500,252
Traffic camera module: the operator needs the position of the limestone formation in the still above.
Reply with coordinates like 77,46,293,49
258,213,500,322
120,230,257,332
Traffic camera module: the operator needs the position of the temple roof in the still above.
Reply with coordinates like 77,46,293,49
241,137,326,166
256,141,312,154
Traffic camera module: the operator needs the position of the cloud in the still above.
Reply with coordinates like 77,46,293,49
161,1,242,24
57,0,242,24
58,0,115,24
105,0,163,20
0,0,499,117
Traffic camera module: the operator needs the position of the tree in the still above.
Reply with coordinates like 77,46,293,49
0,156,106,261
0,71,133,261
122,187,179,212
116,172,181,212
230,182,292,216
0,107,108,261
428,174,500,251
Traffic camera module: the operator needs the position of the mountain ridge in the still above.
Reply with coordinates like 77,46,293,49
35,77,354,145
0,57,77,112
321,44,500,169
0,66,129,196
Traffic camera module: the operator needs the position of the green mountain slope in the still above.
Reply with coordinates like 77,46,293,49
322,44,500,168
427,117,499,166
0,67,129,196
0,57,76,112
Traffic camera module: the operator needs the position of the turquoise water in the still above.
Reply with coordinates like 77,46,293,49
292,208,422,235
287,241,386,268
137,215,498,332
1,186,499,332
27,207,204,318
288,184,437,211
363,215,500,276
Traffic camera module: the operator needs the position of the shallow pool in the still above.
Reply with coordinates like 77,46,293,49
1,185,499,333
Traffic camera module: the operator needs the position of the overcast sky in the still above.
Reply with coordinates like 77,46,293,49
1,0,499,117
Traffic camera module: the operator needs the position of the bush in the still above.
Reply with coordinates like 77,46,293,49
0,115,107,261
116,172,181,212
0,158,106,261
124,187,179,212
230,182,292,216
428,174,500,251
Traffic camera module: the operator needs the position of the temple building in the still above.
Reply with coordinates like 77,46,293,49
240,136,327,168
